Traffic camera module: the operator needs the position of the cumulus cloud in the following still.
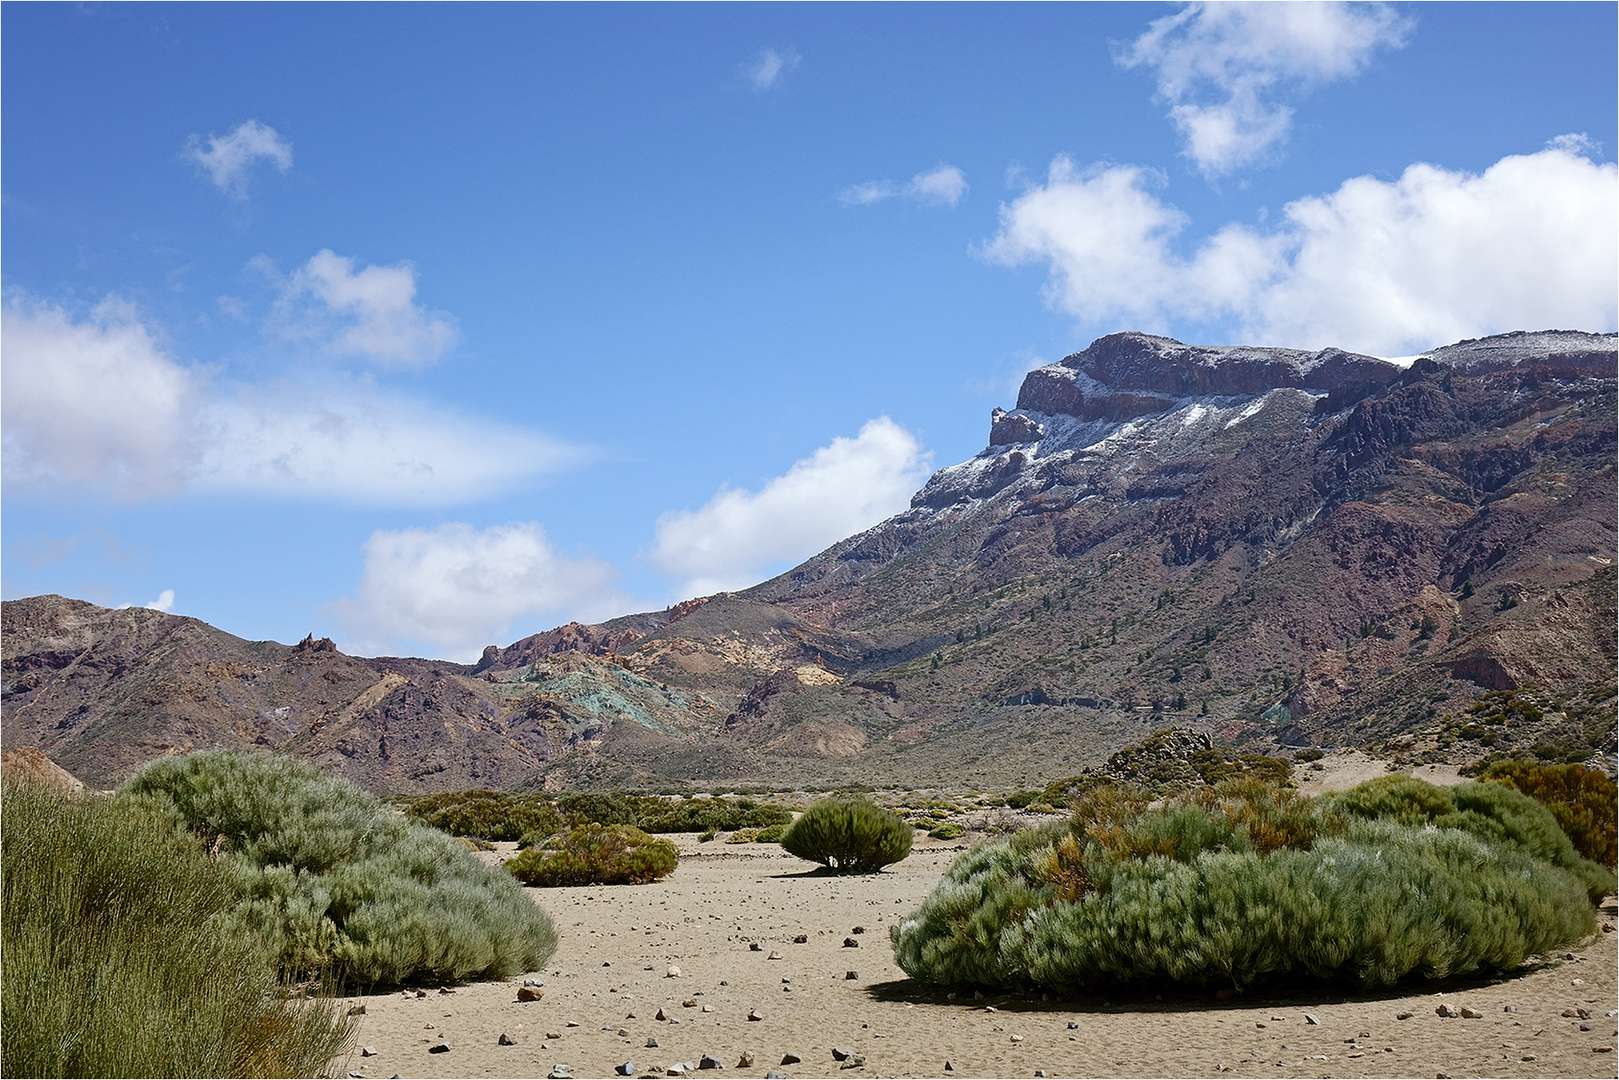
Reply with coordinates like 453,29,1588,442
1118,2,1411,175
1,300,576,505
840,165,968,208
743,47,801,91
335,522,632,661
651,417,932,597
184,120,293,198
983,142,1618,357
144,589,176,613
2,299,195,496
270,249,460,367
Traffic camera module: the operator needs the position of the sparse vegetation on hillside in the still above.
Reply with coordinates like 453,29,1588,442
401,789,791,839
506,824,678,886
1,778,353,1078
123,751,557,986
782,797,913,874
891,774,1612,992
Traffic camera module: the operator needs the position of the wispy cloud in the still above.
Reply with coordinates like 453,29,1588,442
1117,2,1411,176
981,140,1618,357
265,249,461,368
335,522,633,661
651,417,932,598
840,165,968,208
743,47,801,91
1,298,579,505
183,120,293,198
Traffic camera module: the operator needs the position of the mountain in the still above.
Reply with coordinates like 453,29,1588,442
5,330,1615,793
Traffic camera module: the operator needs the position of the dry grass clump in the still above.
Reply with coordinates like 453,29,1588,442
507,823,678,886
891,775,1613,993
782,797,912,874
123,751,557,987
1,778,353,1078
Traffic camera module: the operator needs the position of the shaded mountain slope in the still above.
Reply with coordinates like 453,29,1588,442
5,330,1614,792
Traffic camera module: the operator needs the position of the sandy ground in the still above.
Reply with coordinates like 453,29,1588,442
334,829,1618,1080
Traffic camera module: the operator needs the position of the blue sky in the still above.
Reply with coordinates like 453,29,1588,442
4,2,1615,660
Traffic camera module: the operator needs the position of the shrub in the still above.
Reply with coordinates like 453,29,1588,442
1,778,353,1077
755,824,787,843
122,751,557,987
635,797,792,834
555,792,641,827
725,828,761,844
1478,760,1618,868
890,775,1609,994
404,790,562,842
781,798,912,874
928,822,965,840
506,824,678,886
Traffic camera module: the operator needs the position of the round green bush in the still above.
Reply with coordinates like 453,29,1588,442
754,823,787,843
121,751,557,987
506,824,679,886
781,798,912,874
928,822,965,840
890,776,1613,993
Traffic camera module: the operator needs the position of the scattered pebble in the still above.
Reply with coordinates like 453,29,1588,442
1436,1005,1458,1018
1396,1012,1412,1020
614,1063,634,1077
1460,1007,1482,1019
1067,1021,1078,1030
361,1047,377,1057
1304,1013,1321,1025
698,1053,722,1069
793,934,808,943
832,1047,853,1061
646,1038,660,1048
428,1042,451,1054
547,1067,572,1080
666,966,681,978
737,1051,755,1068
499,1033,516,1046
843,937,860,948
846,970,859,980
943,1062,954,1072
518,986,544,1002
768,951,784,960
748,1009,764,1021
780,1052,802,1065
750,943,762,952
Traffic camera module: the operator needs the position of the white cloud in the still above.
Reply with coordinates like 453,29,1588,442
335,522,632,661
270,249,460,367
743,47,801,91
651,417,932,597
144,589,175,613
1118,2,1411,175
183,120,293,198
983,142,1619,357
1,300,577,505
2,299,195,496
840,165,968,208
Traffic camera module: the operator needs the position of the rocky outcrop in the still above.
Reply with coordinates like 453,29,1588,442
1015,332,1399,424
989,408,1045,446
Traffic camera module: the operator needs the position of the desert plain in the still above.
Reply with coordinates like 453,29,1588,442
333,758,1619,1080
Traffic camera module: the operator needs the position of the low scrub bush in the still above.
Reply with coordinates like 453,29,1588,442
635,796,792,834
782,798,912,874
1478,760,1618,868
891,775,1611,993
725,828,761,844
928,822,965,840
1,778,353,1077
506,824,678,886
755,823,787,843
123,751,557,987
404,790,562,842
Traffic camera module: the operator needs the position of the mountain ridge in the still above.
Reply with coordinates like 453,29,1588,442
5,329,1615,792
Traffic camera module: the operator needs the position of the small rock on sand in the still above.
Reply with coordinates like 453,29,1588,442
614,1063,634,1076
768,951,784,960
845,970,858,980
832,1047,853,1061
518,986,544,1002
361,1046,377,1057
499,1033,516,1046
843,937,860,948
1304,1013,1321,1025
428,1042,451,1054
750,943,762,951
793,934,808,943
737,1051,755,1068
666,966,681,978
646,1038,660,1048
748,1009,764,1021
698,1053,722,1069
780,1052,802,1064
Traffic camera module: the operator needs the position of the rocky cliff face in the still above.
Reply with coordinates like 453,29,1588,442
6,330,1614,792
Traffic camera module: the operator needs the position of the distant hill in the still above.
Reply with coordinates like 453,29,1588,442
5,330,1614,793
